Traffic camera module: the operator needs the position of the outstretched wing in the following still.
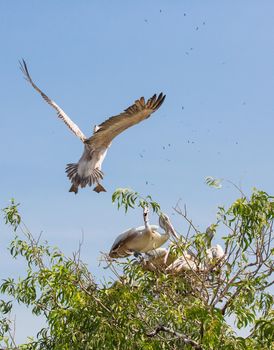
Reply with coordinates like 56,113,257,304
85,93,166,148
20,59,86,142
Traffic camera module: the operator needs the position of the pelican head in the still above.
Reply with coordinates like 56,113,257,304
211,244,225,259
159,213,169,230
159,213,179,239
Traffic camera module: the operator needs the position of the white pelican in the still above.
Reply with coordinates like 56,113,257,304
109,208,177,258
166,244,225,274
206,244,225,261
166,252,201,274
142,247,176,271
20,60,166,193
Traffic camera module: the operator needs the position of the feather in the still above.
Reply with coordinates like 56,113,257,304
65,163,104,193
20,59,86,142
21,60,166,194
85,93,166,148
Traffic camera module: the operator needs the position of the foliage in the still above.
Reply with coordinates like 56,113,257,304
0,189,273,349
112,188,161,214
205,176,223,189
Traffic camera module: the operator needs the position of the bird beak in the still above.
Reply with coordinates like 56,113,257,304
143,206,149,219
143,206,149,215
163,215,179,240
143,206,150,226
169,225,179,240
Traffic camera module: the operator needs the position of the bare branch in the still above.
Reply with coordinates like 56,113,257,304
147,325,204,350
173,204,199,234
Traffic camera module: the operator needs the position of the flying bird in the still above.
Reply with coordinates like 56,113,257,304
20,60,165,193
109,208,178,258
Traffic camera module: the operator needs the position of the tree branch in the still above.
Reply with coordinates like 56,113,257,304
146,325,204,350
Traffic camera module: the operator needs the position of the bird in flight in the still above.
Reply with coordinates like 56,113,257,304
20,60,166,193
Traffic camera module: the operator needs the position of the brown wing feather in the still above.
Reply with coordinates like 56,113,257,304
85,93,166,148
20,59,86,142
109,229,140,257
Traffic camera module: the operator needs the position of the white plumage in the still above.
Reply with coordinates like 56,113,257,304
166,252,201,274
20,60,165,193
206,244,225,260
141,248,175,271
109,209,176,258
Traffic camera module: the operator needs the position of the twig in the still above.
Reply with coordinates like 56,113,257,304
173,204,199,234
146,325,204,350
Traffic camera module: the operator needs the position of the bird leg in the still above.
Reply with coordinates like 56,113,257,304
93,183,107,193
133,251,143,258
133,251,145,265
69,183,79,194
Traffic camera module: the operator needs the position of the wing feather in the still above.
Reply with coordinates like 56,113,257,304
109,228,140,257
110,228,138,251
20,59,86,142
85,93,166,147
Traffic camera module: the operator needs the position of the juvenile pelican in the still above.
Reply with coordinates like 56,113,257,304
142,247,176,271
166,252,201,274
109,209,177,258
206,244,225,261
206,244,225,263
20,60,165,193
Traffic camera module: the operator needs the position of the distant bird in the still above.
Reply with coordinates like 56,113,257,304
109,208,177,258
20,60,165,193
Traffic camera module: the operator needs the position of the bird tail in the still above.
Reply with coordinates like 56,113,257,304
66,163,104,193
93,184,107,193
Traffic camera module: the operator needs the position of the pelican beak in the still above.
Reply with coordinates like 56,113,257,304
169,225,179,240
166,218,179,239
143,206,149,215
161,213,179,240
143,206,149,219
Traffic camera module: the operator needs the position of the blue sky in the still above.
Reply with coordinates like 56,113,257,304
1,1,274,344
